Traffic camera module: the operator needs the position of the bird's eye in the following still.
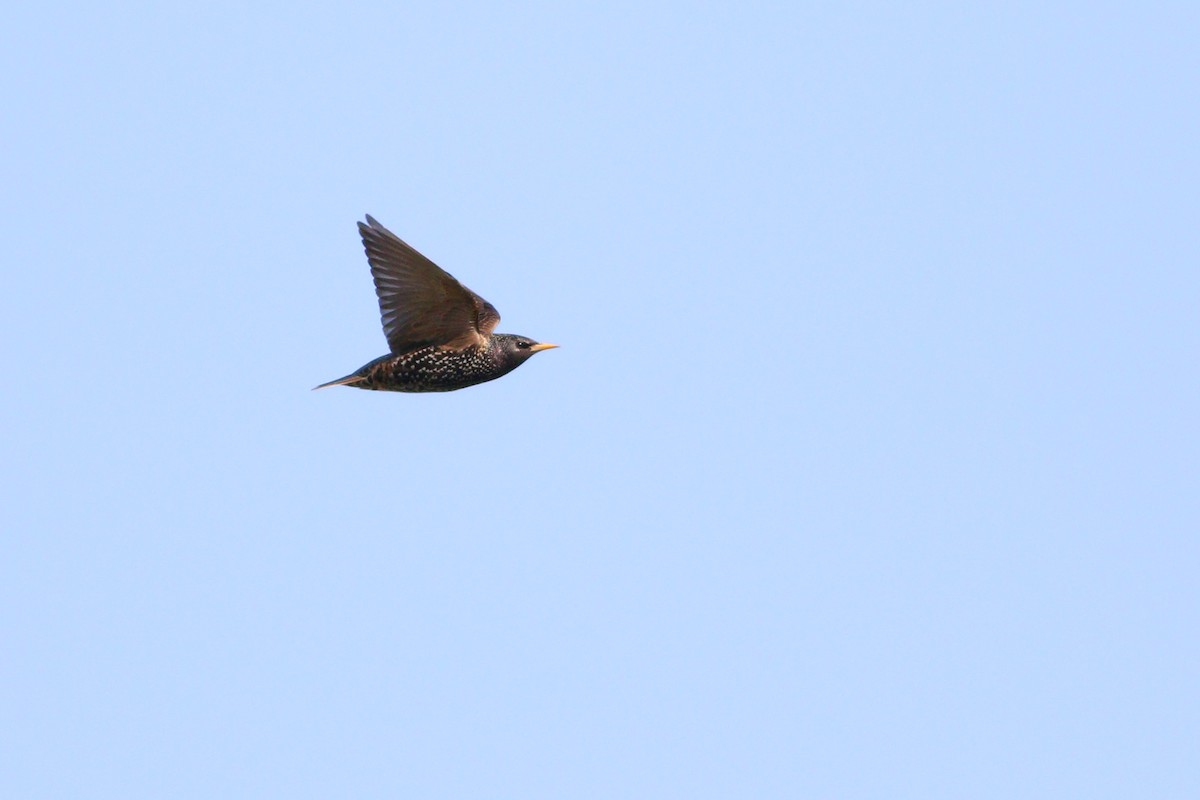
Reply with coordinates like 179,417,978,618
517,341,531,349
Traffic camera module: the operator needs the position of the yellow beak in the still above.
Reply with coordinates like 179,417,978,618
528,343,559,353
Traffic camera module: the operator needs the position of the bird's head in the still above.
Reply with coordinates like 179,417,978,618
494,333,558,364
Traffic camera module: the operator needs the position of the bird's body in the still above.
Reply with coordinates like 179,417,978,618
318,334,545,393
316,216,556,393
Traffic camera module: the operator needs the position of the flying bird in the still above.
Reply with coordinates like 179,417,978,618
315,215,557,392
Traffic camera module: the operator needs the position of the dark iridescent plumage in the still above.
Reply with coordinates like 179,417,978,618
316,216,556,392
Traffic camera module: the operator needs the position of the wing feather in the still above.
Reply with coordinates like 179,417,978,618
357,215,500,353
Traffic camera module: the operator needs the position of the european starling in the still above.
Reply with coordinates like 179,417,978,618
315,215,557,392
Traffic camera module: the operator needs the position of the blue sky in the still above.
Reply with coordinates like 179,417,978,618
3,2,1197,797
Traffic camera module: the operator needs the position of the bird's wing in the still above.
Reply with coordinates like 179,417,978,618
358,215,501,353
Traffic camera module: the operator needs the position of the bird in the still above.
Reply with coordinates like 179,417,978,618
314,215,557,392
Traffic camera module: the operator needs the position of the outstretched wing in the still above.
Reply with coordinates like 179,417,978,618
357,215,501,353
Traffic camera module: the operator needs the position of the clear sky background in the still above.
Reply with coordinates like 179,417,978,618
3,2,1197,797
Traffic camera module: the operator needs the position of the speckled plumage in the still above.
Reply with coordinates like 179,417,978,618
331,334,551,393
315,216,556,393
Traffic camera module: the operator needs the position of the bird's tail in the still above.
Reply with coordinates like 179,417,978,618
312,373,366,390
